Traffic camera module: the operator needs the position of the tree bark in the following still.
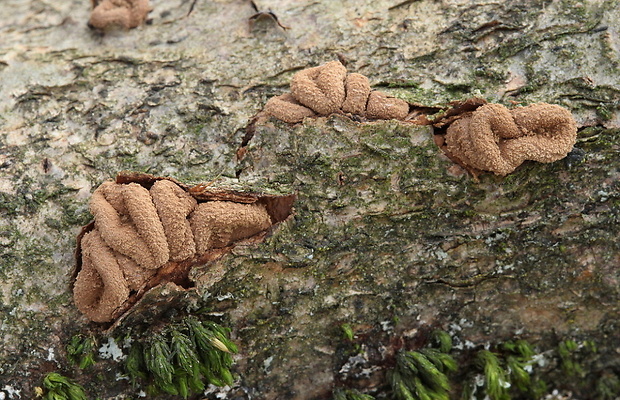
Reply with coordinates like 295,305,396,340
0,0,619,398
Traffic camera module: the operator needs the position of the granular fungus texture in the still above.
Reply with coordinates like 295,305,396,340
89,0,151,30
290,60,347,115
89,181,168,269
263,60,410,123
73,175,292,323
74,230,130,323
342,73,371,115
150,180,197,262
366,91,410,121
190,202,272,254
444,103,577,176
263,93,316,124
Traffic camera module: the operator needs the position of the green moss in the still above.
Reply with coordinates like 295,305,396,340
389,335,457,400
67,334,97,370
42,372,87,400
124,316,237,398
597,372,620,400
333,388,375,400
341,324,355,341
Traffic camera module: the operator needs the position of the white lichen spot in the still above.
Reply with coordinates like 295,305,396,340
459,318,474,328
115,372,129,381
464,374,485,400
485,231,507,245
99,337,125,361
380,320,393,332
122,336,134,349
204,384,232,399
496,263,515,273
449,322,462,332
339,354,369,375
434,248,448,260
46,347,55,361
263,356,274,373
532,353,548,367
216,292,234,301
0,386,20,399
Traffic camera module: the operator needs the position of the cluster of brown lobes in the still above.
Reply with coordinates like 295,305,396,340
73,179,272,323
445,103,578,176
89,0,151,29
263,61,410,123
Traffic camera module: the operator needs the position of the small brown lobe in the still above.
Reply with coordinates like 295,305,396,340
150,180,197,262
89,0,151,29
290,60,347,115
366,91,410,120
90,182,168,269
74,230,130,323
263,93,316,124
342,73,371,115
445,103,577,175
264,61,409,123
190,201,272,254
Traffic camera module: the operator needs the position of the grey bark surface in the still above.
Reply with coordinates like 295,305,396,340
0,0,619,399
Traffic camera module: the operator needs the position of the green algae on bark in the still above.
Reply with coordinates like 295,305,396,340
207,117,620,398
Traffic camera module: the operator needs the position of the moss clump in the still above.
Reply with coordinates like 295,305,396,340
430,330,453,354
125,316,237,398
333,388,375,400
474,350,511,400
597,372,620,400
41,372,87,400
461,339,546,400
389,332,457,400
66,334,97,370
557,339,597,378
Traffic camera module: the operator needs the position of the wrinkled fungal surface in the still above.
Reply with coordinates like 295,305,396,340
263,60,409,123
89,0,151,29
73,172,294,323
444,102,577,176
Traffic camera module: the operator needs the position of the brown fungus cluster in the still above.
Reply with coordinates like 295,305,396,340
443,102,578,176
73,172,294,323
263,61,410,123
89,0,151,30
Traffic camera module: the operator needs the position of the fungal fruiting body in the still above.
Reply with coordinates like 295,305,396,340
263,61,409,123
73,173,293,323
444,103,577,176
89,0,151,30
